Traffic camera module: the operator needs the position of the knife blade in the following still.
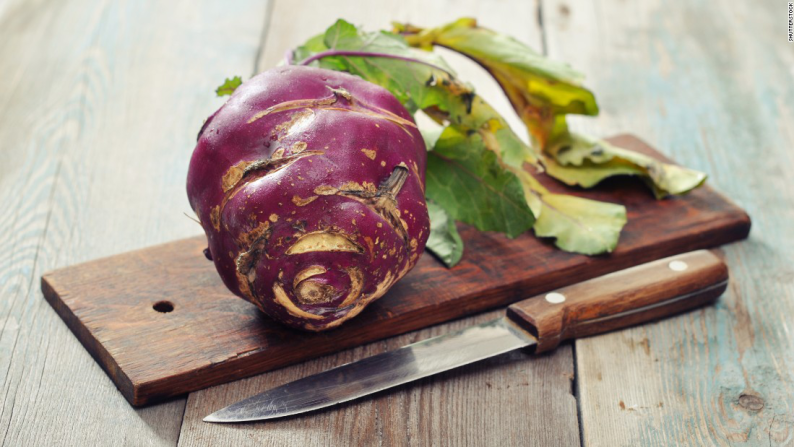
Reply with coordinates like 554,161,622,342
205,250,728,423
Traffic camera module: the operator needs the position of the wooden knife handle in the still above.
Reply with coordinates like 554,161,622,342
507,250,728,353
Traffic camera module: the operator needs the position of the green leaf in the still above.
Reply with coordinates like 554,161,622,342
215,76,242,97
296,20,538,167
426,201,463,267
547,133,707,198
425,126,535,238
291,19,628,257
323,19,360,48
292,34,328,64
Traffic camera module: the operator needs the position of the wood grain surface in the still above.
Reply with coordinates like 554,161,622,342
41,134,748,406
0,0,269,445
542,0,794,445
178,2,585,445
1,0,790,446
181,309,580,447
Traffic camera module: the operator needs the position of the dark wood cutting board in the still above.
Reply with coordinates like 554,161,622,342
40,135,751,406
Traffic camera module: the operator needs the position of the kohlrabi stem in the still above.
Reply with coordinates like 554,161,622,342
284,49,295,65
297,50,454,76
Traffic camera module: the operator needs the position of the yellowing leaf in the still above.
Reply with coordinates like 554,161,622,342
548,134,707,198
509,166,626,254
396,18,707,199
532,193,626,255
396,18,597,149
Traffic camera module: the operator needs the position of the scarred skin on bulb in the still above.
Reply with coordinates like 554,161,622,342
187,65,430,331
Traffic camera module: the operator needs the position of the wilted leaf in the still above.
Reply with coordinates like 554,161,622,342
546,133,707,198
397,18,707,199
426,201,464,267
532,193,626,254
511,167,627,254
396,18,597,149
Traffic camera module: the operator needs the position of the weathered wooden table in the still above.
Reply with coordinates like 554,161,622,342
1,0,791,445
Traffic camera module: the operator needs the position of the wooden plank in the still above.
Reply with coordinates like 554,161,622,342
179,1,582,445
179,310,580,447
41,134,749,406
542,0,794,445
0,0,269,445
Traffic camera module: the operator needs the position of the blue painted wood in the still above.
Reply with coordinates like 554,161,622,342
0,0,268,445
543,0,794,445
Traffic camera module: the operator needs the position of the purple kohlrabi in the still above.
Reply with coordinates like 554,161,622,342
187,66,430,331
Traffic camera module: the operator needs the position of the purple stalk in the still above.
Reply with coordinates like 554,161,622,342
297,50,454,76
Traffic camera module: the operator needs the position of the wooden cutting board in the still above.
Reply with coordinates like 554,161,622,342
41,135,750,406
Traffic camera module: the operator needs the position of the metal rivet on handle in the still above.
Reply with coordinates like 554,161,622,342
545,292,566,304
668,260,688,272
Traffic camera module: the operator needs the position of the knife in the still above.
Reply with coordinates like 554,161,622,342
205,250,728,423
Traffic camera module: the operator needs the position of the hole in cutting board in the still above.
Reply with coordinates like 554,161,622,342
153,301,174,313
